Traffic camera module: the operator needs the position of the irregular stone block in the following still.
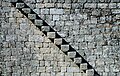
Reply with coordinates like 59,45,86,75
112,9,120,14
50,8,63,14
98,3,108,8
16,3,24,8
86,69,94,76
54,38,62,45
10,0,18,2
67,67,80,72
84,3,96,8
41,26,50,32
35,19,43,26
41,9,49,14
28,14,36,19
22,8,31,14
109,3,117,8
68,52,76,58
61,45,69,52
47,32,56,38
80,63,88,70
74,57,82,64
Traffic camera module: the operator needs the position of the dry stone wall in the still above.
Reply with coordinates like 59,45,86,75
24,0,120,75
0,0,120,76
0,1,83,76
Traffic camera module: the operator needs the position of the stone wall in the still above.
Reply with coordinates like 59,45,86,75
0,0,120,76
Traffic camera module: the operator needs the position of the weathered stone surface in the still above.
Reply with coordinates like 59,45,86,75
86,69,94,76
47,32,56,38
80,63,88,70
68,52,76,58
74,57,82,64
41,26,50,32
61,45,69,52
54,38,62,45
28,14,36,19
16,3,24,8
50,8,63,14
35,19,43,26
22,8,31,14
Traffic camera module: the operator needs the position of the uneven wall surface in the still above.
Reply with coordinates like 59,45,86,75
0,0,120,76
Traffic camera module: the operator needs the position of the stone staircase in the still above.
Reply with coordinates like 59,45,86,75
10,0,100,76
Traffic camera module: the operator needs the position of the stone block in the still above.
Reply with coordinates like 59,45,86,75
54,38,62,45
47,32,56,38
80,63,88,70
35,19,43,26
30,60,39,66
67,67,80,72
16,3,24,8
109,3,117,8
112,9,120,14
74,57,82,64
86,69,94,76
84,3,96,8
45,3,54,7
41,26,50,32
61,45,69,52
37,67,45,72
41,9,49,14
65,73,73,76
68,52,76,58
29,35,44,42
28,14,36,19
98,3,108,8
50,8,63,14
22,8,31,14
53,15,59,21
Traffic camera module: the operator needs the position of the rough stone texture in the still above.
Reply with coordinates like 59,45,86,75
0,2,80,76
23,0,120,75
1,0,120,76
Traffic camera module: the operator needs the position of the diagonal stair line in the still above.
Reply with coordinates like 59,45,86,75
10,0,100,76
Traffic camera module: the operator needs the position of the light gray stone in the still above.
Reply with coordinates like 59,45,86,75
54,38,62,45
35,19,43,26
86,69,94,76
80,63,88,70
68,52,76,58
50,8,63,14
47,32,56,38
67,67,80,72
61,45,69,52
41,26,50,32
22,8,31,14
16,3,24,8
74,57,82,64
28,14,36,19
84,3,96,8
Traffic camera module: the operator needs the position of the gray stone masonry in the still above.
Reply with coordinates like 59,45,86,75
1,0,120,76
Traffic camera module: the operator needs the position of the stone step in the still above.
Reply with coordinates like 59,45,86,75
41,26,50,32
28,14,36,20
47,32,56,39
16,3,24,8
61,45,69,52
80,63,88,70
22,8,31,14
68,51,76,58
35,19,43,26
86,69,94,76
74,57,82,64
54,38,63,45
